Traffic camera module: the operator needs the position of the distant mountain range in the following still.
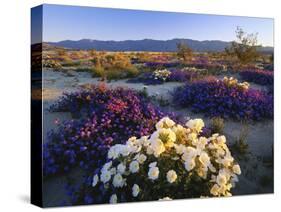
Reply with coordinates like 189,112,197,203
47,38,273,53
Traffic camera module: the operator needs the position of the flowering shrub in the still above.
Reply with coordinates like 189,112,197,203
145,62,181,69
173,77,273,120
44,84,175,175
42,55,62,70
127,72,164,85
152,69,171,82
222,76,250,90
169,69,199,82
239,69,273,85
128,68,201,85
87,117,241,204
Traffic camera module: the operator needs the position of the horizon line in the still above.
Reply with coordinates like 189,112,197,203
43,38,273,47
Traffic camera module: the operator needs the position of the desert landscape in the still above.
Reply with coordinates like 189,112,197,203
31,5,274,207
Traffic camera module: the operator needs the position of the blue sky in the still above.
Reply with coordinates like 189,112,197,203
34,4,273,46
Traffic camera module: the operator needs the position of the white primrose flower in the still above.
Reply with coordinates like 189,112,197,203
102,161,112,172
186,119,205,133
184,158,196,171
188,132,198,145
129,160,140,173
174,144,186,155
107,146,119,159
198,152,211,167
135,153,147,164
158,128,176,147
127,136,137,145
107,149,117,159
112,173,125,188
140,136,150,147
132,184,140,197
216,152,234,167
117,163,126,174
92,174,99,187
232,164,241,175
197,137,208,151
216,173,228,186
149,162,157,168
109,194,117,204
110,167,117,175
156,117,176,130
108,144,131,159
148,166,160,180
150,130,160,141
172,124,189,136
166,170,177,183
150,138,165,157
182,146,198,162
100,170,111,184
116,144,131,157
146,146,154,155
217,135,226,145
210,184,220,196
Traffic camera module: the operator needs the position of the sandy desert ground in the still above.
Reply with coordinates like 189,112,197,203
41,69,273,206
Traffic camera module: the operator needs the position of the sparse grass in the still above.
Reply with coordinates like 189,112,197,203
63,61,81,67
234,123,249,154
210,117,224,134
139,86,149,99
158,95,170,107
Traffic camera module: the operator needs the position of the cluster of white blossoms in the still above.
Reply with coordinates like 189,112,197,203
153,69,171,81
181,67,207,73
223,76,250,90
91,117,241,203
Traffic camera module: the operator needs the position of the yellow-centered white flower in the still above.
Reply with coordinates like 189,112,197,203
166,170,177,183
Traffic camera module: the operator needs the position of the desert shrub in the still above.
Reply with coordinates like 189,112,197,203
210,117,224,134
132,52,152,64
239,69,273,85
77,117,241,204
153,69,171,81
42,55,62,70
173,77,273,120
225,27,260,66
44,84,176,176
106,66,138,80
91,65,105,78
63,61,81,67
91,53,139,80
177,42,193,62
